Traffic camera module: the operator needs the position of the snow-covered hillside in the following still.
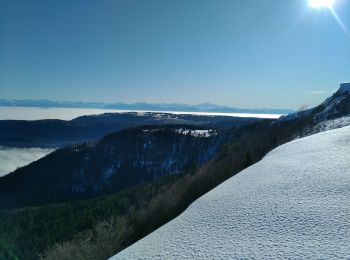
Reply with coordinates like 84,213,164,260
112,126,350,259
281,83,350,124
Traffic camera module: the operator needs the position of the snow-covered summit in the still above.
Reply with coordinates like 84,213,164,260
339,82,350,93
313,83,350,123
281,83,350,124
112,126,350,260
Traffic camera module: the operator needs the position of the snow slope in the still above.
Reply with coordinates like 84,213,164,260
112,126,350,259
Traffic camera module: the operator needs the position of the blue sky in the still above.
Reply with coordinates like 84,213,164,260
0,0,349,109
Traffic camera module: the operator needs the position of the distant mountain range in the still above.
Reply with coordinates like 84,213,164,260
0,99,293,114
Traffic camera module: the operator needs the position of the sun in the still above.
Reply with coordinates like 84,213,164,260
308,0,335,8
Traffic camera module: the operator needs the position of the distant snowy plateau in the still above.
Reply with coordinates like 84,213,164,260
112,125,350,259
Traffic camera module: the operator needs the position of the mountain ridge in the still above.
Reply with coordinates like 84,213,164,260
0,126,231,209
0,99,293,115
281,83,350,124
0,113,258,148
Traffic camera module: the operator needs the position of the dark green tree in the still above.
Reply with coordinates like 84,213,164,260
244,150,253,168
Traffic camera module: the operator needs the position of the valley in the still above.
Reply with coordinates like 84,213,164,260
0,84,349,259
1,1,349,259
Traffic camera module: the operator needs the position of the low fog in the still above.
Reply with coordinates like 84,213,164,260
0,107,119,120
0,146,55,177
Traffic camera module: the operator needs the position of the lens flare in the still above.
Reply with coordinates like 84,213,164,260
329,8,350,39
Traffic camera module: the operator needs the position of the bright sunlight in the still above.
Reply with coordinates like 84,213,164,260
308,0,335,8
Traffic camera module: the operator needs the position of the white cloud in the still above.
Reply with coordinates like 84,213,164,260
0,147,55,177
307,90,331,95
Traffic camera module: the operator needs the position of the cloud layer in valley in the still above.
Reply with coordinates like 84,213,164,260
0,147,55,177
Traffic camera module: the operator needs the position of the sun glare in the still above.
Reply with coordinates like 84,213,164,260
309,0,335,8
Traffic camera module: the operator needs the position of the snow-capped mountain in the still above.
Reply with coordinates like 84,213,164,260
112,125,350,260
278,83,350,137
282,83,350,123
0,99,293,115
313,82,350,123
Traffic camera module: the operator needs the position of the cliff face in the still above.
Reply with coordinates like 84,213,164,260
69,128,223,193
0,126,228,209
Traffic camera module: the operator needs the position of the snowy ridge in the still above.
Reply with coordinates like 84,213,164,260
313,87,349,123
112,126,350,259
339,82,350,93
280,83,350,124
279,107,314,121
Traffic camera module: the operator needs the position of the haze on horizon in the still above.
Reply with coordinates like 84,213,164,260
1,0,349,109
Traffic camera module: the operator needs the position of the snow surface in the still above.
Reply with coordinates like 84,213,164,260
175,129,216,138
112,126,350,260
